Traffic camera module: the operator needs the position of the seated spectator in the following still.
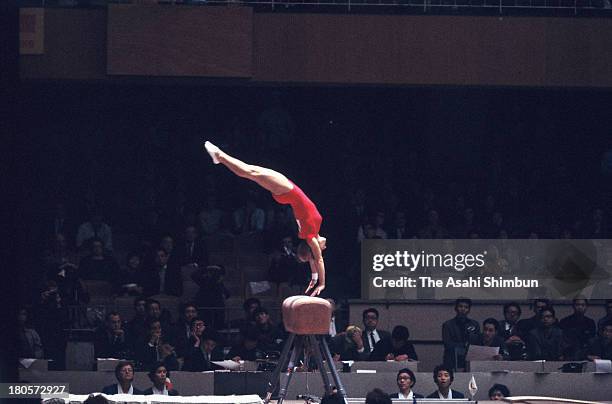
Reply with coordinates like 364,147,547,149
253,307,283,352
18,307,44,359
145,299,173,332
78,238,120,282
83,394,109,404
365,388,391,404
559,297,597,360
134,319,178,371
143,362,179,396
173,225,208,268
387,211,413,239
362,308,391,355
442,298,480,370
173,302,199,358
469,318,504,360
358,211,388,242
233,193,265,234
49,258,89,306
226,327,266,362
76,211,113,252
94,312,132,359
327,298,348,339
101,361,143,395
331,326,369,361
126,297,148,345
498,302,522,341
516,298,550,340
426,364,465,399
229,298,261,333
370,325,418,362
198,195,224,236
35,281,69,369
192,264,230,329
141,248,182,297
182,317,214,372
202,333,225,361
419,209,449,239
389,368,424,399
586,319,612,361
527,306,564,361
597,299,612,335
488,384,511,400
116,252,145,296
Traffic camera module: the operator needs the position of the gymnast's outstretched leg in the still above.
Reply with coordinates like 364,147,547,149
205,141,293,196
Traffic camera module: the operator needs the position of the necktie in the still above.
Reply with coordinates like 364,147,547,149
369,332,375,352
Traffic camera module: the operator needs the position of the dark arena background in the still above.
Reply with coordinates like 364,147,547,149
6,0,612,403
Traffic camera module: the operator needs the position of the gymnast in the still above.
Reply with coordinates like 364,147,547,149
204,141,327,297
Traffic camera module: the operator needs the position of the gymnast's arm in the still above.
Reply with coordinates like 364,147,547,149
307,237,325,296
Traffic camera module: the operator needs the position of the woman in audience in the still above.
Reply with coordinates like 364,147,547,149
144,362,179,396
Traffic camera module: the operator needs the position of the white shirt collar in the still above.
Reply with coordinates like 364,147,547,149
152,385,168,395
437,390,452,399
398,391,414,399
117,384,133,395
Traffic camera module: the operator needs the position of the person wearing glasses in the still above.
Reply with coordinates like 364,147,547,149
102,362,143,395
527,306,564,360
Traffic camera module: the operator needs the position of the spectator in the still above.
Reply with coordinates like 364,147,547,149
134,319,178,371
141,248,182,297
202,333,225,361
198,195,224,236
94,312,132,359
192,265,230,329
253,307,283,352
173,302,199,358
426,365,465,399
442,298,480,370
389,368,424,399
370,325,418,362
327,298,347,339
145,299,173,333
597,300,612,335
559,298,597,360
143,362,179,395
159,234,175,258
365,388,391,404
419,209,449,239
516,298,550,340
18,308,44,359
233,192,265,234
76,211,113,251
229,298,261,333
48,257,89,306
183,317,214,371
78,238,120,282
226,327,266,362
331,325,369,361
173,225,208,268
586,319,612,361
387,211,412,239
469,318,504,360
358,211,388,242
116,252,145,296
527,306,564,361
101,361,143,395
488,384,511,400
83,395,109,404
35,281,69,368
498,302,522,341
268,236,306,297
362,308,391,355
126,297,147,344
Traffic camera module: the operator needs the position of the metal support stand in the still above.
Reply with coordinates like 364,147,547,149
263,334,348,404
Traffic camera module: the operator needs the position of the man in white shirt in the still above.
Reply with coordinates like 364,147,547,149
389,368,424,399
426,365,465,399
144,362,179,396
76,213,113,251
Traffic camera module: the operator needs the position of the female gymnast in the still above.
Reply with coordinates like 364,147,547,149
204,141,327,297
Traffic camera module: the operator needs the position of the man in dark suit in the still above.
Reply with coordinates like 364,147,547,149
172,225,208,268
362,308,391,357
426,365,465,399
442,298,480,370
389,368,424,399
101,361,143,395
94,312,132,359
142,247,182,297
143,362,180,395
370,325,418,362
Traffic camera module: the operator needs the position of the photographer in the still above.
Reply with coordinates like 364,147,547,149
192,264,230,329
331,325,370,361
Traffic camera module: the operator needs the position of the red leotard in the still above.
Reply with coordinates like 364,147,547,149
272,182,322,240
